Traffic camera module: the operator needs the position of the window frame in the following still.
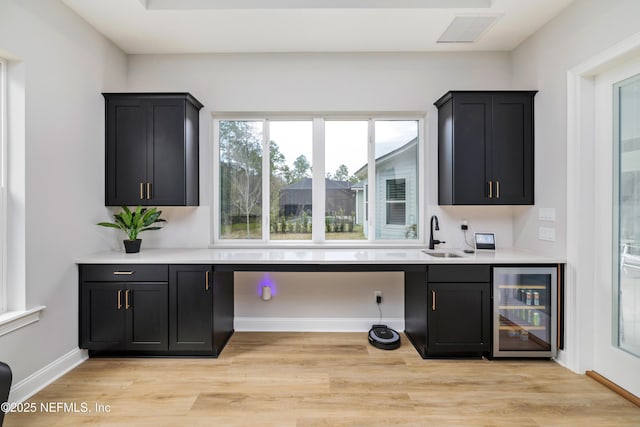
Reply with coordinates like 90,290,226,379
211,112,425,248
0,57,7,314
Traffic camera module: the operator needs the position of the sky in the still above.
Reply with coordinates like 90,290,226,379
269,120,418,178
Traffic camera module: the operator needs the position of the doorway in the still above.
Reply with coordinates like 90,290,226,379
567,33,640,398
592,54,640,395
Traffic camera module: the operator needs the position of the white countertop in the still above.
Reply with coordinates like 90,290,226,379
77,248,564,265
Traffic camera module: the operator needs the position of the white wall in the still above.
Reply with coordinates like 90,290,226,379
126,52,517,329
0,0,126,391
511,0,640,257
510,0,640,375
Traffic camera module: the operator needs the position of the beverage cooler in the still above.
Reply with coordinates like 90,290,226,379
492,267,557,358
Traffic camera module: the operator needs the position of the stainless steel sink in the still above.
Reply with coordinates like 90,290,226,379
422,251,463,258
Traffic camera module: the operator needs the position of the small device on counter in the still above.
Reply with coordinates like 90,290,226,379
475,232,496,251
368,325,401,350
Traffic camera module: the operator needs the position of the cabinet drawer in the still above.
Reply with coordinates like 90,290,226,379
428,265,490,283
81,264,168,282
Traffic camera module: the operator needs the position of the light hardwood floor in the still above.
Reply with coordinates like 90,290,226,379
5,332,640,426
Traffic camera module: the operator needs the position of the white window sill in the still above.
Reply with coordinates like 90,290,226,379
0,306,46,337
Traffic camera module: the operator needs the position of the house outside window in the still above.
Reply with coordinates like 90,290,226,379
213,115,422,245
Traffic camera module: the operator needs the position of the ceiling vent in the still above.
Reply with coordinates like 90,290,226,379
437,15,500,43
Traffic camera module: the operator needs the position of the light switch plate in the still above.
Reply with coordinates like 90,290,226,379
539,208,556,221
538,226,556,241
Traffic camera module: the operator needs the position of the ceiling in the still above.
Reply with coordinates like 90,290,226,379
62,0,574,54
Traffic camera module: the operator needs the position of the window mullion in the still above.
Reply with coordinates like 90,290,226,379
211,118,221,244
262,119,270,242
418,117,425,241
311,118,325,243
367,119,376,241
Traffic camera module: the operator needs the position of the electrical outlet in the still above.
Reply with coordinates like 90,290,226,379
374,290,382,304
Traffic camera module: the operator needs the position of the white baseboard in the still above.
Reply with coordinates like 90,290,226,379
9,348,88,403
235,317,404,332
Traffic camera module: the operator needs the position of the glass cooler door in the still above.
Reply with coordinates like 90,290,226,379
493,267,557,357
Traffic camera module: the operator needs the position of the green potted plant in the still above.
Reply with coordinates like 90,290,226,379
97,206,166,253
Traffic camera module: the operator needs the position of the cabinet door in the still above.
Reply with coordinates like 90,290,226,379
169,265,213,352
80,283,125,350
452,94,492,204
105,98,149,206
147,99,187,205
491,93,534,204
125,283,168,351
427,282,491,355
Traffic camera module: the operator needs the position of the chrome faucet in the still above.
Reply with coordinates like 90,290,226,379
429,215,445,250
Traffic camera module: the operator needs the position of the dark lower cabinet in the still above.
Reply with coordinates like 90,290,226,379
80,282,168,352
427,282,490,356
404,269,429,356
405,265,491,358
169,265,213,354
80,264,234,357
168,265,234,356
211,270,235,356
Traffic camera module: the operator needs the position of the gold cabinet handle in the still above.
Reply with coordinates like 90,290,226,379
140,182,144,200
432,290,436,311
146,182,152,200
117,289,122,309
488,181,493,199
205,270,210,291
113,271,133,275
125,289,130,310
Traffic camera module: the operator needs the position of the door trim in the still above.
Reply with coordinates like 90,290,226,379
566,31,640,380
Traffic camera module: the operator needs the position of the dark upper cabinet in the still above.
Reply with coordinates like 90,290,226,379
435,91,536,205
169,265,214,353
104,93,203,206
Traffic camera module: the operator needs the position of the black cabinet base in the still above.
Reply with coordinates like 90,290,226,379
87,329,234,358
404,330,487,359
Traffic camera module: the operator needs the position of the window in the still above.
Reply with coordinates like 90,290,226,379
0,57,6,313
214,115,423,245
270,121,313,241
325,121,367,241
218,120,264,240
386,179,406,225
